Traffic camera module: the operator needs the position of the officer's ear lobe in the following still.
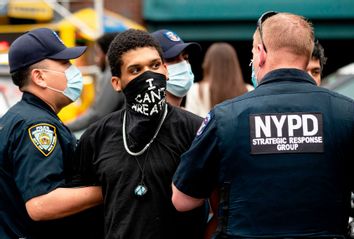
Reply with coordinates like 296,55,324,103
162,63,169,80
31,69,47,88
257,44,266,67
111,76,122,92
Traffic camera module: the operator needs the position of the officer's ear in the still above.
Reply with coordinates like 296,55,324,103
257,44,267,67
111,76,122,92
162,62,169,80
30,68,47,88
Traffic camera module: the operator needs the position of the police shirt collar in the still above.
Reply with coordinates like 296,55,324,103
258,68,317,86
22,92,58,115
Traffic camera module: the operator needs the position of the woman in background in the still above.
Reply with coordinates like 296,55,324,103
185,42,252,117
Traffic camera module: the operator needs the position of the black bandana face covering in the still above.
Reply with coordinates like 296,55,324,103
122,71,167,150
123,71,167,117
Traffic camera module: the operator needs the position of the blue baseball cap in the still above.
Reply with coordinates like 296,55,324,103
151,29,201,59
9,28,87,73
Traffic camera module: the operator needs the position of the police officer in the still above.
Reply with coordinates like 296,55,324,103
0,28,102,239
152,29,201,107
172,12,354,238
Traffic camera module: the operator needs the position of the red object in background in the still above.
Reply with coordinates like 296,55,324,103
0,41,9,52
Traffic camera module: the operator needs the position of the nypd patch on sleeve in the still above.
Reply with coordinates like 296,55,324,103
28,123,57,156
196,112,212,137
249,112,323,154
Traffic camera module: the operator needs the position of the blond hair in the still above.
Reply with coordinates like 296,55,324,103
259,13,314,59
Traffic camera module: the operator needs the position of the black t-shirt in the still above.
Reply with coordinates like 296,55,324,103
75,104,206,239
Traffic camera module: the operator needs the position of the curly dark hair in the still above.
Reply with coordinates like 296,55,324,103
107,29,164,77
312,40,327,74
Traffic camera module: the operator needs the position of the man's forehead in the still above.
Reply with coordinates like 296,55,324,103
307,58,320,68
122,47,162,67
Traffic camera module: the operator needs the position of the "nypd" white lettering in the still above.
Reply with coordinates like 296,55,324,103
255,114,318,138
250,112,323,154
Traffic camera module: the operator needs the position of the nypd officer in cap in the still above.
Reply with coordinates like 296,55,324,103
0,28,102,239
152,29,201,107
172,12,354,238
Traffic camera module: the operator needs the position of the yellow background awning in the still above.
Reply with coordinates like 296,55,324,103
57,8,146,41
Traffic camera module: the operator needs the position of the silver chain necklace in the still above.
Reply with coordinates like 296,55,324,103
122,104,168,198
122,103,168,156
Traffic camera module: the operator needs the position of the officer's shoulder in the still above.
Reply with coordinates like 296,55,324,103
320,87,354,104
12,101,55,122
213,91,254,114
2,104,52,128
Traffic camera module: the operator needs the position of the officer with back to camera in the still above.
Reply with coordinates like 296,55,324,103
0,28,102,239
172,12,354,238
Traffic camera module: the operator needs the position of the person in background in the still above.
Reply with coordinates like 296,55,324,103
172,11,354,238
306,40,327,85
185,42,253,117
0,28,102,239
151,29,201,107
67,32,125,133
73,29,207,239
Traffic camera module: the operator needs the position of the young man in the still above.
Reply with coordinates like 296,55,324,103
152,29,201,107
306,40,327,85
172,12,354,238
67,32,125,133
0,28,102,239
74,29,206,239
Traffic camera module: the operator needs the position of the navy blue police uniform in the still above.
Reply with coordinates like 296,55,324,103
173,68,354,238
0,92,102,239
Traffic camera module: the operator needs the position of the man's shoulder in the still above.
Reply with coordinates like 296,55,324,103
168,105,203,124
82,109,123,137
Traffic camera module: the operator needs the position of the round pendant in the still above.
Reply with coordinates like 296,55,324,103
134,184,148,197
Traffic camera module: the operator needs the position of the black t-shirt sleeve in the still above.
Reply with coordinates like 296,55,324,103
71,129,100,186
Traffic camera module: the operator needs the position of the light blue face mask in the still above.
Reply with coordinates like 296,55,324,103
166,60,194,97
63,65,83,101
45,65,83,102
250,60,258,88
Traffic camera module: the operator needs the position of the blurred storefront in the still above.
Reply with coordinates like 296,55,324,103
143,0,354,81
144,0,354,40
0,0,144,121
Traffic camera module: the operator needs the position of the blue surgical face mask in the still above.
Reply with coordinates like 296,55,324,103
45,65,83,102
250,59,258,88
63,65,83,101
166,60,194,97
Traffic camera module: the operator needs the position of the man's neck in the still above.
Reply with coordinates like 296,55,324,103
268,50,309,70
259,51,309,80
24,88,60,113
166,91,182,107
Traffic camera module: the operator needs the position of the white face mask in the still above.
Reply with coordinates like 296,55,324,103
166,60,194,97
45,65,83,102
